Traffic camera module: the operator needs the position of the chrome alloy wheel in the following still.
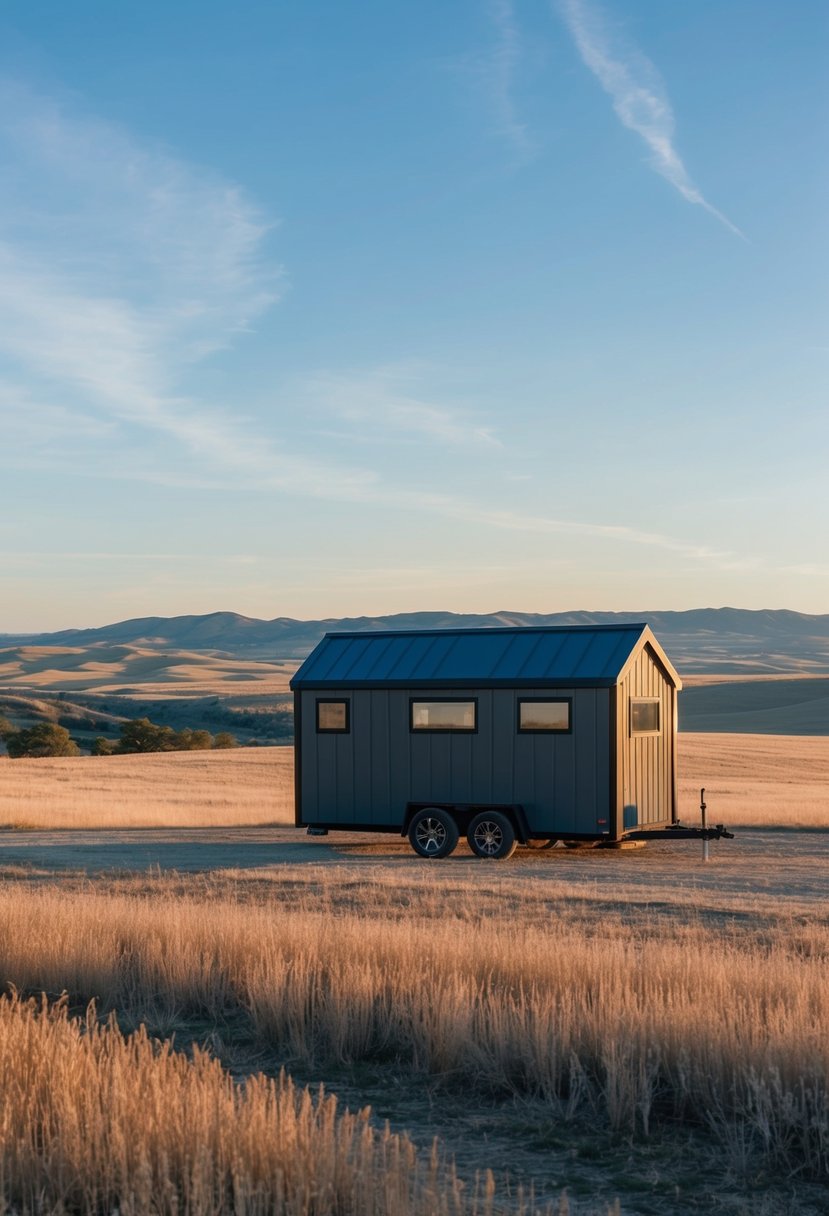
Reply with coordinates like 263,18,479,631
472,819,504,856
414,816,448,855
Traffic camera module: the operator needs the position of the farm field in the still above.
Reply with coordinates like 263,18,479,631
1,732,827,830
0,733,826,1212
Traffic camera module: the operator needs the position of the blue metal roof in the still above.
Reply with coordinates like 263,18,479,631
290,624,679,689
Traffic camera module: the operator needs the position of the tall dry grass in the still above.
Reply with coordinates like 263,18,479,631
0,882,825,1179
0,992,518,1216
0,748,294,828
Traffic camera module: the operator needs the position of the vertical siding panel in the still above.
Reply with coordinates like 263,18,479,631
514,701,535,822
352,690,371,821
551,687,576,833
337,723,355,822
316,738,338,821
473,689,494,803
573,689,594,833
595,689,611,830
301,691,318,821
371,689,391,820
621,647,675,828
491,691,512,803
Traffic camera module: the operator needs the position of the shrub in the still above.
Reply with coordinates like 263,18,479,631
5,723,80,758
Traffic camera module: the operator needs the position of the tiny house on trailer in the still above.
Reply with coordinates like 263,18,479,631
290,624,727,859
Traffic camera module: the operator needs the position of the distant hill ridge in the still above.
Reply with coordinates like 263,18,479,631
3,607,829,674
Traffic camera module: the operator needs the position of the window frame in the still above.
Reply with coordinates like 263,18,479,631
315,698,351,734
516,697,573,735
629,697,661,737
409,697,478,734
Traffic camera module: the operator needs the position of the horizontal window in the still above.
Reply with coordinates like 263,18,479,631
411,699,476,732
630,699,660,735
316,699,350,733
518,699,571,732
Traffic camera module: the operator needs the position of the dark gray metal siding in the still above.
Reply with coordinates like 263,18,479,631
299,685,611,835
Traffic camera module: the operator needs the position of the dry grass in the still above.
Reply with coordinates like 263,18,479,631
2,733,827,830
0,991,544,1216
679,733,829,827
0,878,826,1182
0,748,294,829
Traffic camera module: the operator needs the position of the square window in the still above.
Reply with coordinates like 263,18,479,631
630,699,660,735
316,700,349,732
518,700,571,732
410,700,476,731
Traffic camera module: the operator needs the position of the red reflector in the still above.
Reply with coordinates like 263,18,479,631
596,819,607,824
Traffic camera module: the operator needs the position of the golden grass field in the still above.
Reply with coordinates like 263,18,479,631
0,842,826,1213
1,733,826,829
0,747,294,829
0,734,827,1213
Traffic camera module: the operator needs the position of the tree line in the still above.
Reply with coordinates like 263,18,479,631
0,717,237,759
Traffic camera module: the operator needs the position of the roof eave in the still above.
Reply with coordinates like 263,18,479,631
290,677,621,691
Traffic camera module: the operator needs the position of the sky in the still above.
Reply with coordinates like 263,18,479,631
0,0,826,630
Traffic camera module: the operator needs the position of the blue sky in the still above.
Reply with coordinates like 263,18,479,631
0,0,826,630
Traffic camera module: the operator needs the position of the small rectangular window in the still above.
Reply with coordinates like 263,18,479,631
518,699,571,732
630,699,660,735
316,699,350,733
410,700,476,732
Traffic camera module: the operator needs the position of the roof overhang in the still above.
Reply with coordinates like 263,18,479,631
615,625,682,690
291,677,620,691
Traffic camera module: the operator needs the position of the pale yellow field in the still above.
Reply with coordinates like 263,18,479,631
678,732,829,827
1,733,826,830
0,748,294,829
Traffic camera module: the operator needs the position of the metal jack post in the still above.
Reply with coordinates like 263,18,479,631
700,787,709,862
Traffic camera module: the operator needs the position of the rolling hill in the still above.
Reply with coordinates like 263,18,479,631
3,607,829,674
2,608,829,738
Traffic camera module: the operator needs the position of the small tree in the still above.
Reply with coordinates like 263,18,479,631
117,718,177,754
0,716,14,741
213,732,237,749
6,723,80,758
91,737,116,756
174,728,214,751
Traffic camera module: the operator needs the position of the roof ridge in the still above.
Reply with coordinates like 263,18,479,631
321,623,649,640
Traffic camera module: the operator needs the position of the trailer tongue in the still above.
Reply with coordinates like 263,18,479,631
623,823,734,841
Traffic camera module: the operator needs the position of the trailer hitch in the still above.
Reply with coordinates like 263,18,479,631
625,823,734,841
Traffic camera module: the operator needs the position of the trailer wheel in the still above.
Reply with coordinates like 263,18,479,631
525,838,554,850
408,808,459,859
467,812,517,860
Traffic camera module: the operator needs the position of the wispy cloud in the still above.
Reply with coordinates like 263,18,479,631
398,492,735,565
485,0,534,159
0,78,744,576
0,81,376,498
461,0,534,161
309,367,503,449
556,0,743,238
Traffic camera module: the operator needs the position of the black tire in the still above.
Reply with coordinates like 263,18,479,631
408,808,459,859
525,838,555,850
467,811,517,860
